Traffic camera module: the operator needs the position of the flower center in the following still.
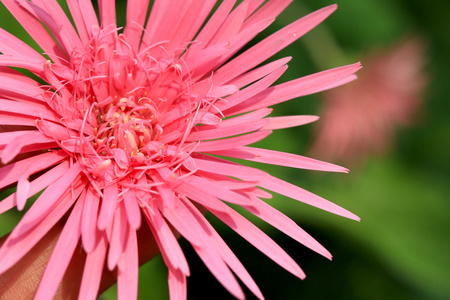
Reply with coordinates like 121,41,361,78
94,96,162,160
41,30,199,185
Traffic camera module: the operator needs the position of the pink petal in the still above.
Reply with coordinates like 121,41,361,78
195,170,259,190
212,4,338,85
117,226,138,300
0,99,59,122
260,175,360,221
0,65,42,87
35,119,78,141
184,0,236,59
183,175,252,206
175,181,234,214
187,119,267,141
242,0,292,30
0,139,57,165
98,0,117,33
168,269,187,300
65,0,89,43
0,112,41,126
3,161,69,213
124,0,151,49
208,1,249,46
79,232,108,300
228,56,292,88
11,164,82,238
153,171,176,208
186,192,306,280
261,115,320,130
191,130,271,152
81,185,101,253
15,175,30,211
163,1,216,55
33,193,83,300
192,155,268,180
194,242,245,300
245,196,332,259
188,17,275,80
228,62,362,115
141,1,189,51
40,0,83,52
219,108,273,127
211,146,349,172
155,195,205,247
77,0,99,32
0,0,67,64
0,27,46,60
0,55,46,76
107,202,128,270
123,190,142,229
183,198,264,300
0,150,67,190
219,65,288,113
143,204,190,276
98,183,118,230
0,74,45,101
0,179,86,274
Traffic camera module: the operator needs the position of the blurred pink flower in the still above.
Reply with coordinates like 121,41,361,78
0,1,360,299
310,38,427,165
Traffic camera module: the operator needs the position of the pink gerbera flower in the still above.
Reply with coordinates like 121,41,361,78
0,1,360,299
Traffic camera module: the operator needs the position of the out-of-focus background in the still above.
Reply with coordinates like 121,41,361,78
1,0,449,299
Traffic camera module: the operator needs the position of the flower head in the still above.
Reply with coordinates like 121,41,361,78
0,1,360,299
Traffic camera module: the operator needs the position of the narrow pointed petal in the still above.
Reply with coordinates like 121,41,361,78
117,227,138,300
195,242,245,300
79,232,108,300
261,115,320,130
0,0,67,64
98,183,118,230
184,175,252,206
0,99,59,122
98,0,117,32
143,205,190,276
11,164,82,237
39,0,83,52
0,27,46,60
191,130,271,152
211,146,349,172
2,161,69,214
260,176,360,221
245,196,332,259
183,198,264,299
184,0,236,59
81,186,100,253
212,4,338,85
188,193,306,280
124,0,151,49
228,56,292,88
168,269,187,300
107,202,128,270
193,155,268,181
156,196,205,247
33,196,83,300
0,179,85,274
228,63,362,115
187,119,267,141
0,150,67,191
123,191,142,229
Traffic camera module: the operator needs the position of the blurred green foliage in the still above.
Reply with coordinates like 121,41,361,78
1,0,449,299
